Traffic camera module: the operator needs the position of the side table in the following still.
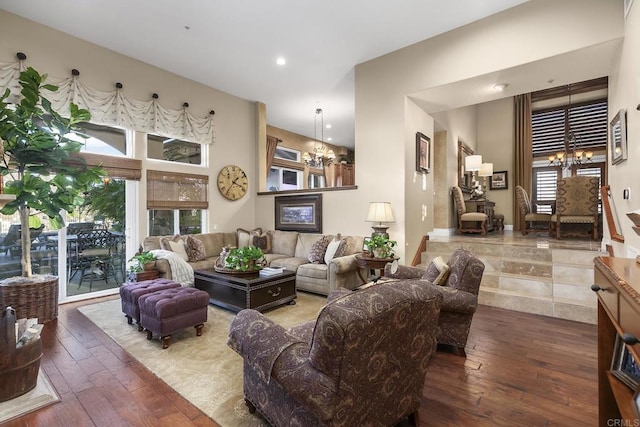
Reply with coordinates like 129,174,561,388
355,253,399,284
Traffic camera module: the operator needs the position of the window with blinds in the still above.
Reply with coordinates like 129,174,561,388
532,99,608,158
147,170,208,209
532,168,560,214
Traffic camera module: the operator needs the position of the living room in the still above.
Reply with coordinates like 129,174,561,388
0,0,638,425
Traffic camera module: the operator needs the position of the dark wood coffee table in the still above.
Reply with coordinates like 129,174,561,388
194,268,296,312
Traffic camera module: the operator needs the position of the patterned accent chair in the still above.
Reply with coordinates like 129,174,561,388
515,185,551,235
452,186,487,235
383,248,485,357
227,280,443,426
551,176,599,239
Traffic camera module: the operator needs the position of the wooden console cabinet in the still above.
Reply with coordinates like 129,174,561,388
592,256,640,425
465,199,495,232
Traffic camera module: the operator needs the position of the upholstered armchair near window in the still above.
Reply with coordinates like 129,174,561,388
551,176,599,239
515,185,552,236
383,248,485,356
227,280,443,427
452,186,487,235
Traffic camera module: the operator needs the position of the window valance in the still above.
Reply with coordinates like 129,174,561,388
0,60,215,145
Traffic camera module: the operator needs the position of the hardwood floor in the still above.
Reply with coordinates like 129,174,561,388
3,297,597,427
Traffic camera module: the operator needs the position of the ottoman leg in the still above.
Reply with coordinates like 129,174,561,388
126,315,132,325
146,330,153,340
195,324,204,336
137,322,143,332
161,336,171,349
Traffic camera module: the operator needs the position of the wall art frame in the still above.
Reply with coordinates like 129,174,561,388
489,171,508,190
275,194,323,233
416,132,430,174
611,334,640,391
610,109,628,165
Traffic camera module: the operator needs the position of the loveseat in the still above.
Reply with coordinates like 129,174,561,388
142,229,365,295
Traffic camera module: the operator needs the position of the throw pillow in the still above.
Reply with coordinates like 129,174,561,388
167,239,189,262
185,235,207,262
422,256,450,286
237,227,262,248
159,234,182,251
308,235,332,264
324,238,346,264
252,233,272,254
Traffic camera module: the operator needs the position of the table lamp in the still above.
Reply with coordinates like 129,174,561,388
478,162,494,194
366,202,395,238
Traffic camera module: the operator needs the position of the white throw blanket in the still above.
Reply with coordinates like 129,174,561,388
150,249,194,287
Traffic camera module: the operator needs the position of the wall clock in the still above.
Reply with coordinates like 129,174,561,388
217,165,248,201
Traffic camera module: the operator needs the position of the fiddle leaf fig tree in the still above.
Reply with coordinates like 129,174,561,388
0,67,104,279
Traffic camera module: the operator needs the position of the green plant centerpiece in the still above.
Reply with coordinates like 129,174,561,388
368,235,397,259
224,246,266,272
127,251,157,273
0,67,104,281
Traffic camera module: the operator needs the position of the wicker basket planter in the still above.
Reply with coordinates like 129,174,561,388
0,306,43,402
0,275,58,323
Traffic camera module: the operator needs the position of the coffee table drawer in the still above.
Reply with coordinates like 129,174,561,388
250,280,296,311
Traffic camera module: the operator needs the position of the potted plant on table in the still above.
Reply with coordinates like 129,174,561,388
127,251,158,282
224,246,267,272
0,66,104,322
368,235,397,259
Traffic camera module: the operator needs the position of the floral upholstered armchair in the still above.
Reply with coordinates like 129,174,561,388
384,248,485,356
227,280,443,426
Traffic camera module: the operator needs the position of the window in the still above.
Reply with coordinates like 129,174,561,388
148,209,202,236
266,167,302,191
532,99,608,159
532,167,560,214
147,134,202,165
274,146,300,162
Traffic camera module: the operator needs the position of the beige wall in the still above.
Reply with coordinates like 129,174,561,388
0,11,257,247
477,97,515,226
607,1,640,257
431,105,478,233
404,97,434,259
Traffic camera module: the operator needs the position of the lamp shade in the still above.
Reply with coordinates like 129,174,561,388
478,162,494,177
366,202,395,224
465,155,482,172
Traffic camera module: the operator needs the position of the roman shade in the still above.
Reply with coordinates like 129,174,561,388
147,170,208,209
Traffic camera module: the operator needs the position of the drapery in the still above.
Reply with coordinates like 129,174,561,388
0,60,215,145
514,93,532,232
266,135,280,174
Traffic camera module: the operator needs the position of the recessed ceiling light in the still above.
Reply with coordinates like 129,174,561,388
276,57,286,66
493,83,508,91
327,137,332,141
325,124,332,129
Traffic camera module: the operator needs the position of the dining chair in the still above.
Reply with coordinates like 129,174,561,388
515,185,551,236
71,229,120,290
551,176,599,239
452,186,487,236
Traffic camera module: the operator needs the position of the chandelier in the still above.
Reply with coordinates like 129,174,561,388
548,84,593,169
303,108,335,168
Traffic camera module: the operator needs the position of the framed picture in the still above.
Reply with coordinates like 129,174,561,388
611,334,640,390
635,389,640,419
610,109,628,165
275,194,322,233
416,132,430,174
489,171,508,190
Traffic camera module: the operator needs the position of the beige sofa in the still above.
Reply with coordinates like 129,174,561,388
142,230,365,295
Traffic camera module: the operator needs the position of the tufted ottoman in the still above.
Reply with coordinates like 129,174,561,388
120,278,182,331
138,287,209,349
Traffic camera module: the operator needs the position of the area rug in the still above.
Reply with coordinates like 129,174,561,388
0,369,60,423
78,292,325,427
